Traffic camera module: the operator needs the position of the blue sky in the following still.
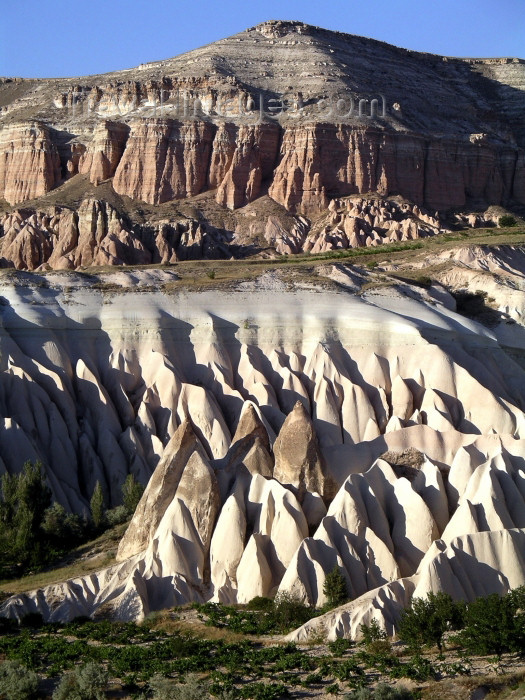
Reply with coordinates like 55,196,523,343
2,0,524,78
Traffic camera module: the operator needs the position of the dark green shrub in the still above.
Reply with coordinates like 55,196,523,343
359,620,387,647
52,662,109,700
19,613,44,629
346,683,416,699
328,637,353,656
149,673,210,700
122,474,144,516
273,593,315,630
239,682,288,700
398,593,465,652
323,567,348,609
105,505,129,527
42,502,85,547
454,589,525,657
395,655,435,682
0,660,39,700
499,215,517,227
246,597,274,612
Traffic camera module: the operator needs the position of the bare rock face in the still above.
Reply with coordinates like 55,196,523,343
215,123,280,209
3,252,525,626
0,22,523,270
79,121,129,185
273,400,330,501
231,401,271,452
113,119,215,204
268,125,524,215
0,122,61,205
117,419,207,561
0,197,229,270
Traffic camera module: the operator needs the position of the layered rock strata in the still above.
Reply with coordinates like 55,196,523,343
0,21,523,247
0,193,501,270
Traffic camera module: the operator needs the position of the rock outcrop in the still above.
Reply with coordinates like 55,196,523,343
0,122,61,205
1,254,525,625
0,21,523,264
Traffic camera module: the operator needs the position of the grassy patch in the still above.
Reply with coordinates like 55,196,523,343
0,523,126,595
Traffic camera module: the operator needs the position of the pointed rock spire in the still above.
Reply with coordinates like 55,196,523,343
273,401,331,501
117,418,207,561
232,401,271,452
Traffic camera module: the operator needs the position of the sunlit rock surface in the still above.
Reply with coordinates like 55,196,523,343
2,253,525,633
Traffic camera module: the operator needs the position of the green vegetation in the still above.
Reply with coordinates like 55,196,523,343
499,215,517,227
453,587,525,657
122,473,144,516
90,482,106,531
398,592,466,652
323,566,349,609
275,241,425,265
0,461,145,582
52,662,108,700
149,673,210,700
398,588,525,659
0,588,524,698
0,461,52,574
0,659,39,700
347,684,416,700
193,593,317,635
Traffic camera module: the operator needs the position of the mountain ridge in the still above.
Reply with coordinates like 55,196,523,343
0,20,523,268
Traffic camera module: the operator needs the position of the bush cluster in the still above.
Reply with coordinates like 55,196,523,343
0,588,524,699
194,593,317,635
398,587,525,658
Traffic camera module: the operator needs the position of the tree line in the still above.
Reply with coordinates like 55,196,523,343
0,461,143,580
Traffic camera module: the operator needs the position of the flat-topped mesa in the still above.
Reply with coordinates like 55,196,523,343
273,400,333,502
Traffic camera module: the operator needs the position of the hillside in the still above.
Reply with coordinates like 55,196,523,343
0,228,524,638
0,21,524,270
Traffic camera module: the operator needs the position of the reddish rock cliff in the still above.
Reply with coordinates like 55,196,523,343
112,119,215,204
0,122,61,205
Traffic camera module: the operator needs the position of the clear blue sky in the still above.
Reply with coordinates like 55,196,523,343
2,0,524,78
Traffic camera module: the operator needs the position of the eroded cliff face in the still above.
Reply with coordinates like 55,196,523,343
2,118,524,215
0,195,447,270
1,253,525,627
0,122,61,205
268,125,525,214
0,21,523,267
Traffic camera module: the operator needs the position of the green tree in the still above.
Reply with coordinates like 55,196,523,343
0,461,52,571
398,592,465,653
455,588,525,658
41,502,85,548
499,214,517,227
121,473,144,516
323,566,348,609
90,481,106,530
